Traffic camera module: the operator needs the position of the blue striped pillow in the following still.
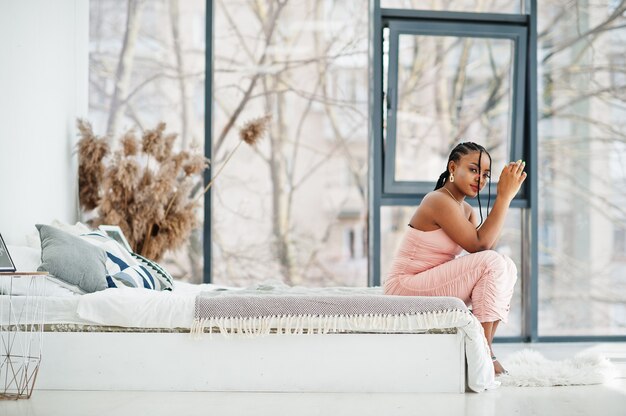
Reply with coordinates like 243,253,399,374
130,252,173,291
80,232,169,291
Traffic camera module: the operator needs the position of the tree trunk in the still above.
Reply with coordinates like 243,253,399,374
433,37,453,150
268,76,296,285
169,0,189,148
107,0,144,137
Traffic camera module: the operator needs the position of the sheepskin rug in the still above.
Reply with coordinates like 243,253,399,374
497,349,618,387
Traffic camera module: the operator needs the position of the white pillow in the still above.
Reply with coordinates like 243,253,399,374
7,245,40,271
52,219,92,235
25,220,92,250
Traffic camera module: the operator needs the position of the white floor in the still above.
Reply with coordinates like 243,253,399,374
3,342,626,416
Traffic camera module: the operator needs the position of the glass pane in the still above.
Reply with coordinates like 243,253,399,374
213,0,368,287
381,0,524,14
393,34,514,183
89,0,206,282
538,0,626,336
381,206,523,337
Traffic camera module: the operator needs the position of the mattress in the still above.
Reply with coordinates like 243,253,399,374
0,281,223,328
2,281,468,332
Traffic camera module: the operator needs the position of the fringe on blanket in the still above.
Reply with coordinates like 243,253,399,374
190,309,472,338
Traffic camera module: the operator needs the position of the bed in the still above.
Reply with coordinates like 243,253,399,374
1,223,499,394
2,281,498,393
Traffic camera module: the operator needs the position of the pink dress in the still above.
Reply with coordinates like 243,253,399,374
383,226,517,323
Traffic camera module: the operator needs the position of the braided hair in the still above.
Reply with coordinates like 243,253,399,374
434,141,492,228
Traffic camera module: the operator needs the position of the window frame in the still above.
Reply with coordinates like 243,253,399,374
383,20,528,197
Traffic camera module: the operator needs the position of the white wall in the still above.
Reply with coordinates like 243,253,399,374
0,0,88,245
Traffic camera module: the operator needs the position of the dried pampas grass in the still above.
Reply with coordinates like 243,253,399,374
77,120,109,211
77,115,271,261
239,114,271,145
195,114,271,201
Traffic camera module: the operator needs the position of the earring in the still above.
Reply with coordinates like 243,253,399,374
450,173,455,183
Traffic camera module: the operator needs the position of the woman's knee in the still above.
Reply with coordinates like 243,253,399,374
481,250,507,270
503,254,517,276
482,251,517,282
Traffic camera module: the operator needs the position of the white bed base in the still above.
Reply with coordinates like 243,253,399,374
36,331,466,393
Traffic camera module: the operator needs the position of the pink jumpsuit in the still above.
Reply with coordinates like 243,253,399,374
383,226,517,323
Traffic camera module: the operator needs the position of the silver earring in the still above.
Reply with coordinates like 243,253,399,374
450,173,455,183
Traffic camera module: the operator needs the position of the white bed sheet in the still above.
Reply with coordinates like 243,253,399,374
1,295,84,325
1,281,228,328
76,282,228,328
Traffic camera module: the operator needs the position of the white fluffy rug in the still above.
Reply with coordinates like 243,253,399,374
497,349,618,387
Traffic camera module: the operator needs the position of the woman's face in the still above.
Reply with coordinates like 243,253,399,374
450,151,491,196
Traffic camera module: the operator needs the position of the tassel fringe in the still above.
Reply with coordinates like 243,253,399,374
190,309,472,338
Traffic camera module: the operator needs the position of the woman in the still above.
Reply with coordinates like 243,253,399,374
384,142,527,375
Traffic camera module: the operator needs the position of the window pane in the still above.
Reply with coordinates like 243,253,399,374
538,0,626,336
89,0,206,282
213,0,368,287
381,206,523,337
393,34,514,183
381,0,524,14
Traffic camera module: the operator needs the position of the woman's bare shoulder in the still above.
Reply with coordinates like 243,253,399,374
414,191,451,218
410,191,442,229
422,190,442,201
421,190,449,207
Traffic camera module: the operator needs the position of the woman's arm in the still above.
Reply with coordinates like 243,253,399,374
429,161,526,253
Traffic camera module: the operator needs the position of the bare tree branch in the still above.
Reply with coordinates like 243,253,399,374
541,0,626,64
213,0,288,156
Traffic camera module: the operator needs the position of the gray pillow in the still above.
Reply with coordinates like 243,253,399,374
36,224,108,293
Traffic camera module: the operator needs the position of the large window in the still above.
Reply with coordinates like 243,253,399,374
212,0,369,287
86,0,626,340
537,0,626,336
89,0,206,282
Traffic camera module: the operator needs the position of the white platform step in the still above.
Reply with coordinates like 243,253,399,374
36,332,466,393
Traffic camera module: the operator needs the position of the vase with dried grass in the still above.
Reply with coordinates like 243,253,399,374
77,115,270,261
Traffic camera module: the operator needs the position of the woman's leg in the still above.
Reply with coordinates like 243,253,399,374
482,320,507,374
387,250,516,375
386,250,517,323
490,320,500,341
481,321,493,347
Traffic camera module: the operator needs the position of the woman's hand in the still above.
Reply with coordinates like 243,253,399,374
497,160,527,202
